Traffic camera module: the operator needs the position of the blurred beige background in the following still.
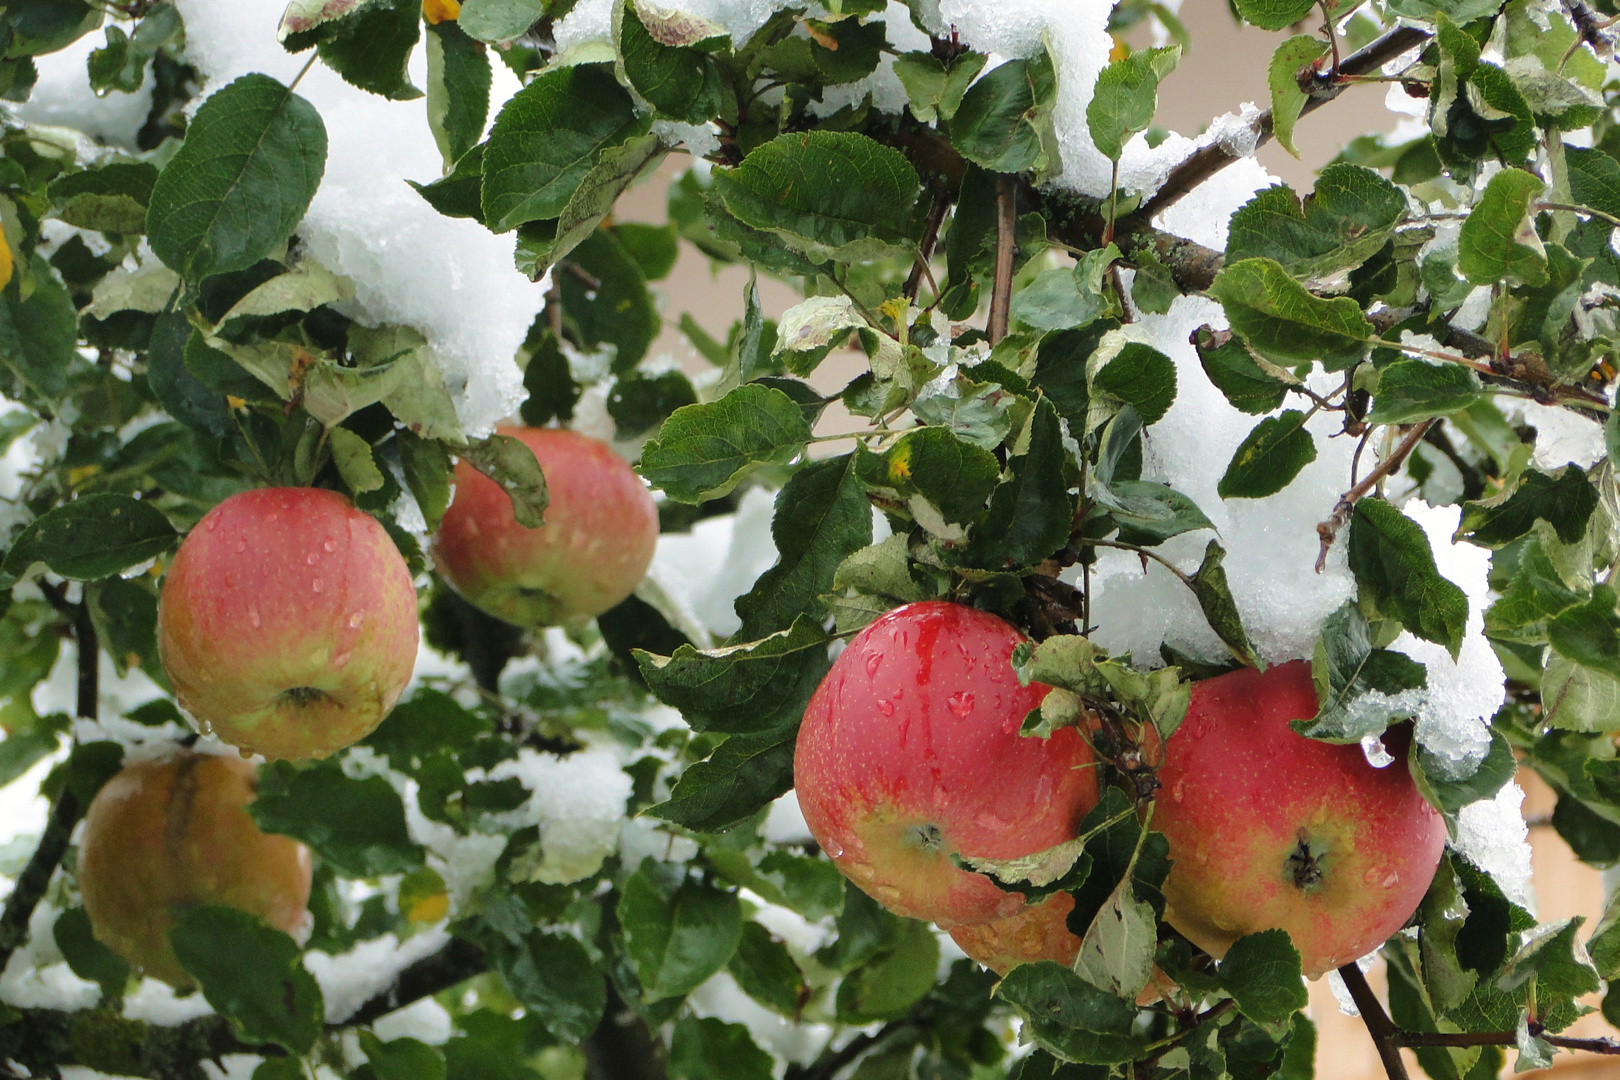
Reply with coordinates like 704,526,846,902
611,7,1614,1076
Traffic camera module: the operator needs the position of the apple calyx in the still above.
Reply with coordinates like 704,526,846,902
1284,832,1331,894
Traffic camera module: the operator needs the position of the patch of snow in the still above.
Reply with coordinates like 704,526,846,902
481,747,632,883
11,28,154,151
1454,781,1535,911
305,926,451,1024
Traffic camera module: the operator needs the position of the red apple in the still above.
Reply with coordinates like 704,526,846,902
794,601,1098,926
432,427,658,627
948,891,1082,975
158,487,419,760
77,752,313,988
1151,661,1445,978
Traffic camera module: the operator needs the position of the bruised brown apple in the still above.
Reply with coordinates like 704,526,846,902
1152,661,1446,977
158,487,419,760
77,752,313,987
948,891,1083,974
432,427,658,627
794,601,1098,927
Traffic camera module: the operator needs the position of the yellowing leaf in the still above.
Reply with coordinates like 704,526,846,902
423,0,461,24
406,891,450,923
0,230,12,292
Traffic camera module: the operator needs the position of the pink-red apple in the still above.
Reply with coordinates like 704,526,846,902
432,427,658,627
77,752,313,987
1152,660,1445,977
158,487,419,760
794,601,1098,926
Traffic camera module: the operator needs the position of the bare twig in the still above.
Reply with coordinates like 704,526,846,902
1315,419,1438,572
1337,963,1412,1080
987,175,1017,345
905,190,952,301
1396,1027,1620,1055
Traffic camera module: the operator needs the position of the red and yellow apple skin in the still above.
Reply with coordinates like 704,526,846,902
432,427,658,627
1152,660,1445,978
949,891,1083,975
794,601,1098,927
158,487,419,760
77,753,313,988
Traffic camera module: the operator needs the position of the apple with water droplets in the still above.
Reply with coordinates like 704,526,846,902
432,427,658,627
948,890,1083,974
77,751,313,987
794,601,1098,927
1151,660,1445,978
158,487,419,760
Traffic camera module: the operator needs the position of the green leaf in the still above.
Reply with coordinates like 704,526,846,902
1198,338,1289,415
496,931,605,1043
879,426,1000,527
892,49,986,123
1226,164,1409,279
1417,727,1516,817
1304,601,1428,742
481,63,646,232
608,370,697,440
0,257,83,407
53,905,129,1000
328,426,385,495
1092,338,1176,425
950,49,1059,177
1459,466,1599,549
639,384,814,504
727,921,808,1017
397,431,453,532
1368,360,1484,424
1190,540,1260,667
617,0,725,124
48,161,157,234
169,906,324,1053
1567,146,1620,220
1073,878,1156,1000
1232,0,1314,31
316,0,421,100
669,1016,773,1080
1497,917,1602,1002
534,134,668,280
1547,585,1620,681
558,226,660,371
1,494,176,582
363,687,492,769
1268,36,1328,158
712,131,922,263
409,142,485,221
736,454,872,639
637,616,830,734
461,432,549,528
457,0,545,42
250,759,425,877
1087,46,1179,162
618,860,742,1001
1217,411,1317,500
1211,258,1372,370
1221,929,1309,1023
1457,167,1548,286
1350,499,1471,658
971,398,1074,568
836,918,939,1022
88,577,160,678
519,327,580,427
647,724,797,833
425,21,491,168
359,1034,446,1080
996,961,1142,1065
1011,265,1112,332
1542,653,1620,731
1094,479,1216,546
147,74,327,286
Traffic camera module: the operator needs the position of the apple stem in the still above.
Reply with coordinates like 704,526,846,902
1336,962,1412,1080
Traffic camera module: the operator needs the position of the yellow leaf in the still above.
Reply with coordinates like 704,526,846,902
422,0,460,23
407,891,450,923
1109,35,1129,62
0,230,11,292
226,395,248,409
67,464,101,488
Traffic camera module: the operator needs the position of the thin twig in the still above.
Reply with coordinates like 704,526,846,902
905,190,951,301
1319,0,1342,73
1314,419,1437,572
1337,963,1411,1080
987,175,1016,345
1395,1027,1620,1055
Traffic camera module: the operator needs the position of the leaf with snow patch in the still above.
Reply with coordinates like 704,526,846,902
637,615,831,734
1094,480,1215,546
1304,601,1427,742
147,74,327,287
1367,360,1483,424
277,0,366,40
1226,164,1407,279
1350,499,1470,659
639,383,814,504
1220,930,1308,1023
1458,167,1548,286
950,49,1060,178
712,132,921,263
1547,585,1620,682
1087,46,1179,162
1197,337,1290,415
482,63,648,232
457,0,545,42
1211,258,1372,370
616,0,726,125
1231,0,1314,31
1416,727,1516,818
426,21,491,169
1013,634,1111,698
1218,410,1317,500
911,375,1016,452
1268,36,1328,158
1386,0,1514,19
461,432,549,528
648,724,798,833
1458,466,1599,549
772,294,864,375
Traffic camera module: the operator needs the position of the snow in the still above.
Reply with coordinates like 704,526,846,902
482,747,633,883
1454,780,1535,911
646,485,780,643
808,2,931,120
0,903,100,1011
372,994,455,1043
305,926,451,1023
688,971,834,1065
147,0,546,438
1518,401,1609,471
10,28,154,151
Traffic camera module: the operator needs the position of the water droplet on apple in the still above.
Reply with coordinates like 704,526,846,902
306,553,318,565
248,605,261,629
877,699,895,717
235,538,247,553
323,539,337,553
348,613,364,629
1172,780,1185,802
865,653,881,677
873,884,902,905
1383,871,1399,889
826,839,844,858
947,691,974,718
334,650,351,668
205,518,218,532
312,578,324,594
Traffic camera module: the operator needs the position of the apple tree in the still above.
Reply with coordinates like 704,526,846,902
0,0,1618,1078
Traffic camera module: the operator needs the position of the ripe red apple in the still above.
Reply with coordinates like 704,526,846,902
794,601,1098,927
948,891,1082,974
1152,660,1445,978
432,427,658,627
77,752,313,987
158,487,419,760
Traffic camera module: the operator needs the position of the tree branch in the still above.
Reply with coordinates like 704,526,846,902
338,935,486,1027
785,1020,915,1080
986,175,1016,345
905,188,952,301
1314,419,1437,572
1337,963,1412,1080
